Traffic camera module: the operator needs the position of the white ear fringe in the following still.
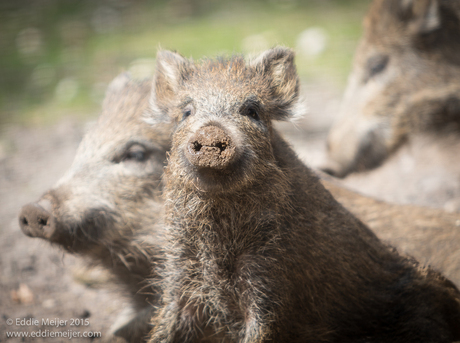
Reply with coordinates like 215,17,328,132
143,80,173,126
106,72,132,95
143,99,173,126
421,0,441,33
289,93,309,123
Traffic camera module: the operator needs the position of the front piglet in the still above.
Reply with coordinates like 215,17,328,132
148,47,460,343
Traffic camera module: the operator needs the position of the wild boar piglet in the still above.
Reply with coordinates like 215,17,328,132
148,47,460,343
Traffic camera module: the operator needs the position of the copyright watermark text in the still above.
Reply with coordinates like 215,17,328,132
5,329,101,340
4,317,101,340
6,317,90,327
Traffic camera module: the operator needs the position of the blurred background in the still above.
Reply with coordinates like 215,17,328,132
0,0,369,128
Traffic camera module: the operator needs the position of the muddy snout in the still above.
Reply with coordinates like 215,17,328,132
186,125,236,170
19,199,55,239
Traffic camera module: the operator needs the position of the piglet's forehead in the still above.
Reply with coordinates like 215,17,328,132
183,57,265,88
179,73,268,110
185,91,250,114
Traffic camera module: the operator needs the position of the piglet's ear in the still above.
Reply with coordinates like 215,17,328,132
251,47,300,120
399,0,441,34
103,72,132,109
149,50,193,122
106,72,132,94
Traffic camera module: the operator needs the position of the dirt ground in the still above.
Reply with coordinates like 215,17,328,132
0,78,458,342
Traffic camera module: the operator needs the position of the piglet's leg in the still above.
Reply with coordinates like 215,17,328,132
240,305,275,343
151,295,209,343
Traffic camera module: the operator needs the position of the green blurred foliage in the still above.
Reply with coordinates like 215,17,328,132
0,0,370,126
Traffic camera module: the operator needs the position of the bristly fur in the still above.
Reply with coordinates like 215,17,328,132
319,170,460,288
27,74,171,343
148,47,460,343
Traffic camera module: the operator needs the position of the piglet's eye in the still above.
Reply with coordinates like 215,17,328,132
367,54,389,79
182,104,195,120
123,144,147,162
242,105,260,121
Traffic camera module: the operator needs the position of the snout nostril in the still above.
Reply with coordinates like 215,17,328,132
21,217,28,226
215,142,227,152
192,141,202,152
38,217,48,226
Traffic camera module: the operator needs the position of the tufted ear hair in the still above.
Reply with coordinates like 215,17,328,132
250,47,300,121
102,72,133,111
149,50,194,124
106,72,132,95
398,0,441,34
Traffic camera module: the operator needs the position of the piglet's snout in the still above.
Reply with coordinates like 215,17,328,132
186,126,236,170
19,199,55,239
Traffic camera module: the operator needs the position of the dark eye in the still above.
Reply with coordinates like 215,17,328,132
123,144,147,162
242,105,260,121
246,107,259,120
367,54,389,79
182,104,194,121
